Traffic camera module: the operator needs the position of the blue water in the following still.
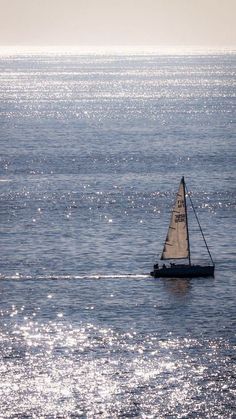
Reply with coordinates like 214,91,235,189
0,48,235,417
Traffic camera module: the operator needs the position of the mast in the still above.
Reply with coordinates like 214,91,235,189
182,177,191,266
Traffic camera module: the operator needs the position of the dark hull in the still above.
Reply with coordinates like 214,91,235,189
150,264,214,278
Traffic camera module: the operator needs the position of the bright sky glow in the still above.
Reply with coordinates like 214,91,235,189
0,0,235,46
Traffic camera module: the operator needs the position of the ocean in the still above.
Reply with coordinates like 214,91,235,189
0,47,235,417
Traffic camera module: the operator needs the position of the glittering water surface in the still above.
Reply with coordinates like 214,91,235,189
0,48,236,417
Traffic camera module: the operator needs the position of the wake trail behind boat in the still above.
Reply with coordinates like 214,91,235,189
0,273,150,281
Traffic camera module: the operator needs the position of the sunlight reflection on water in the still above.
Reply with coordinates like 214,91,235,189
0,50,235,417
0,315,235,417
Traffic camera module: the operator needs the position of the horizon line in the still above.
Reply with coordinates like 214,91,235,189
0,44,235,56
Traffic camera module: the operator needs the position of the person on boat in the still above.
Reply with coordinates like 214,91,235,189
154,263,159,270
162,264,166,269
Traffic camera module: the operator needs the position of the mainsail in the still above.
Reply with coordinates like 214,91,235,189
161,177,189,260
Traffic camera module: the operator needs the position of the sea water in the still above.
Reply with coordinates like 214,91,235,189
0,47,235,417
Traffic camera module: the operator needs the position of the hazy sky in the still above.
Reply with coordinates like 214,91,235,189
0,0,235,46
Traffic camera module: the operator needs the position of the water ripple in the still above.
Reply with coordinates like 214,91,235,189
0,320,235,418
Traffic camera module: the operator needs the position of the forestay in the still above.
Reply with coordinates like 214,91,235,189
161,177,189,260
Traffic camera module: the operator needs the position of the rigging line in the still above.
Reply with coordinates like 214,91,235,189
185,184,215,266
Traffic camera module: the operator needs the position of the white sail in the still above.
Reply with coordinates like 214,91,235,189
161,177,189,260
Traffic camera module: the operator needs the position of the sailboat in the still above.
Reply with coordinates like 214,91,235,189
150,177,215,278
